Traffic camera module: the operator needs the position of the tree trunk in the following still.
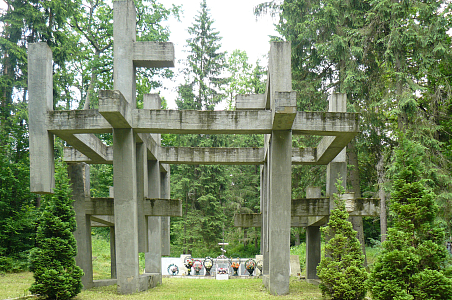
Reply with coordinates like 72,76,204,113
376,153,387,242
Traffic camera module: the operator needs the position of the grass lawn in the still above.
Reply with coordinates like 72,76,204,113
1,272,322,300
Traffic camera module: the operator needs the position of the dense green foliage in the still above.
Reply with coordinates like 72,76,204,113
368,137,452,299
28,160,83,299
317,181,367,300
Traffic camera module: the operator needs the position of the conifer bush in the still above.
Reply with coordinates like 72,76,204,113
317,179,368,300
29,160,83,299
368,137,452,300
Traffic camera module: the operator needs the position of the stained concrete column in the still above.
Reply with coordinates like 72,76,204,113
137,142,148,253
267,130,292,295
261,148,269,276
113,0,136,105
28,42,54,194
305,186,321,281
145,160,162,278
161,167,171,256
68,163,93,289
110,227,117,279
113,128,139,294
108,187,117,279
326,93,347,202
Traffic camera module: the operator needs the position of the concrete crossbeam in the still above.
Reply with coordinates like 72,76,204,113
234,197,380,227
57,133,108,163
272,91,297,130
235,94,266,110
292,112,359,135
48,109,358,136
48,110,112,134
64,146,113,164
291,148,316,164
85,197,182,216
233,214,308,228
133,42,175,68
99,90,132,128
91,215,115,227
28,42,55,194
160,147,265,165
132,109,273,134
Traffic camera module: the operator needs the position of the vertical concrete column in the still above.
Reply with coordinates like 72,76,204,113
326,93,347,202
261,153,269,277
28,42,55,194
68,163,93,289
145,160,162,278
113,128,139,294
108,187,117,279
110,227,117,279
136,142,148,253
113,0,136,105
161,166,171,256
305,187,321,280
267,130,292,295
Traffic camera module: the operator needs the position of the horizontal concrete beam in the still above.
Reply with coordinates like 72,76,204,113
91,215,115,227
292,112,359,136
234,198,380,227
233,214,308,228
48,109,358,136
273,91,297,130
48,110,112,134
316,133,357,165
160,147,265,165
57,133,108,163
235,94,266,110
99,90,131,128
85,198,182,217
133,42,175,68
64,145,341,166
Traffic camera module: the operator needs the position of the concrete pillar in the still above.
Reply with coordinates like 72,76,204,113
113,0,136,105
161,167,171,256
305,186,321,280
68,163,93,289
113,128,139,294
267,130,292,295
108,187,117,279
145,160,162,278
261,158,269,276
110,227,117,279
326,93,347,202
28,42,54,194
136,142,148,253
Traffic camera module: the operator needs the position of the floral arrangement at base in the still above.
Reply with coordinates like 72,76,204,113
245,259,256,276
184,257,194,276
204,257,214,276
193,259,203,275
231,260,240,276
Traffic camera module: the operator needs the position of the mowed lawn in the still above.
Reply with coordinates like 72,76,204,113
1,272,322,300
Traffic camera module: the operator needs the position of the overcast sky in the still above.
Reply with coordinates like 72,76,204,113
158,0,280,108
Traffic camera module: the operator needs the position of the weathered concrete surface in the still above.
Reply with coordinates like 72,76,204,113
28,42,55,194
59,133,108,164
305,186,321,281
68,163,93,289
48,110,112,134
85,197,182,216
267,130,292,296
99,90,132,128
235,94,266,110
160,169,171,256
272,91,297,130
161,147,265,165
137,142,148,253
133,42,175,68
291,198,330,216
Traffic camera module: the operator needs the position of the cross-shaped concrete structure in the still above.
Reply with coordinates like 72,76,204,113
27,0,369,295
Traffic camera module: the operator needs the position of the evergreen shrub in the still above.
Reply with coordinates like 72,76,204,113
368,137,452,300
317,180,368,300
28,160,83,299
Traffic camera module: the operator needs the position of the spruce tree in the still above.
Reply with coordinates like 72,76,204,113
368,137,452,300
317,179,367,300
176,0,226,110
29,160,83,299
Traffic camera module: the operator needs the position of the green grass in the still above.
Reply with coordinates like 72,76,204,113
0,272,34,299
1,272,322,300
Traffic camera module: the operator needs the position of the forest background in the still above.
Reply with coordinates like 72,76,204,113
1,0,452,273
